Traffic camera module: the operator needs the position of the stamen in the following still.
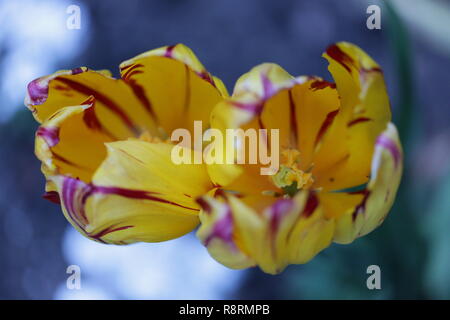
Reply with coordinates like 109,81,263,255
270,148,314,197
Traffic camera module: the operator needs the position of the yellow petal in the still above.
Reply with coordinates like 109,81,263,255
206,63,293,186
119,43,228,135
35,97,113,184
196,190,334,274
358,123,403,237
197,43,400,272
262,77,339,170
49,141,214,244
28,45,227,246
212,63,295,130
196,190,256,270
25,68,159,139
318,191,366,244
208,63,339,190
207,63,340,186
325,123,403,244
312,42,391,191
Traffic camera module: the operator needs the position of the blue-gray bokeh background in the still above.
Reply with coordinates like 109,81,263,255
1,0,449,299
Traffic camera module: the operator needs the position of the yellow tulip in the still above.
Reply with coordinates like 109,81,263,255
196,42,403,274
26,41,402,274
26,44,227,244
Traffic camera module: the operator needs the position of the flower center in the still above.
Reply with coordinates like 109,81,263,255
270,149,314,197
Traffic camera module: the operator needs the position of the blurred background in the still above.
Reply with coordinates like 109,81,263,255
0,0,449,299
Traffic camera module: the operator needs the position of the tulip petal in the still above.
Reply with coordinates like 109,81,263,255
28,45,227,245
35,97,114,184
321,123,403,244
263,77,340,171
49,140,213,244
207,63,340,185
197,190,334,274
313,42,391,191
196,191,256,270
25,68,158,139
119,44,228,135
357,123,403,237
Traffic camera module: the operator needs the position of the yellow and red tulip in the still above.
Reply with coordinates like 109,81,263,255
26,42,402,274
196,42,403,274
26,44,226,244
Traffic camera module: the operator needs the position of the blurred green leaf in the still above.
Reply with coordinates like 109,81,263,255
424,171,450,299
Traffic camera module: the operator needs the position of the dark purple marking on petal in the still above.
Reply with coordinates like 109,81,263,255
61,177,92,231
347,117,372,127
126,79,158,123
315,109,339,146
56,78,138,134
27,78,49,105
351,190,370,221
36,126,60,147
204,207,234,247
119,64,132,72
258,115,266,130
288,90,299,147
302,192,319,218
89,225,134,243
261,74,276,99
124,70,144,80
94,186,199,211
81,102,119,140
196,71,217,88
114,148,147,166
52,152,84,168
231,100,264,114
83,102,102,132
326,44,354,73
196,197,212,214
269,198,294,234
230,73,283,115
164,45,176,58
71,67,85,75
47,108,66,121
359,66,383,84
62,181,136,243
376,134,401,168
58,176,200,241
214,188,228,198
384,190,390,203
361,66,383,76
43,191,60,204
53,84,72,92
121,64,144,80
310,80,336,91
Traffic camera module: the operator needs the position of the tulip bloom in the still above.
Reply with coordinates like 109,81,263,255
26,44,227,244
27,42,402,275
196,42,403,274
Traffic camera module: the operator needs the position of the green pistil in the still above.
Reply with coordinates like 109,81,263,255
282,181,299,198
272,165,293,188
